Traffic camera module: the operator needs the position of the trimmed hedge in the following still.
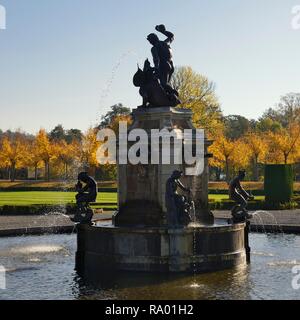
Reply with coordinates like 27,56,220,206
265,164,294,203
0,204,77,216
208,199,299,211
208,189,266,196
0,187,117,193
0,203,117,216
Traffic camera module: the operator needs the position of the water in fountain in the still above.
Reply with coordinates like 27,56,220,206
9,244,67,255
1,232,300,300
28,175,79,250
97,49,141,123
252,213,267,234
61,175,81,244
191,201,198,284
0,244,67,260
252,214,260,233
252,210,284,234
188,178,199,284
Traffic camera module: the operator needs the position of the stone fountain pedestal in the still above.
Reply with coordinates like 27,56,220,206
115,106,214,226
76,107,249,276
76,222,248,275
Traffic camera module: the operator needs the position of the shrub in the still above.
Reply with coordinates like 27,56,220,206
264,164,294,203
0,204,77,216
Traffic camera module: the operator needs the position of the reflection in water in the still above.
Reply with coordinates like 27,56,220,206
252,251,276,257
9,245,67,255
267,260,300,267
0,233,299,300
75,265,251,300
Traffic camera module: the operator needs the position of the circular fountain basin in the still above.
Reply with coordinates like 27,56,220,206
75,221,249,276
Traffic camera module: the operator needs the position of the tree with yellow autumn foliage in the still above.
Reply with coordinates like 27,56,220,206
35,129,55,181
171,66,223,136
55,140,79,179
266,123,300,164
231,139,251,173
209,133,235,181
80,128,101,171
244,132,268,180
0,133,29,181
26,140,43,180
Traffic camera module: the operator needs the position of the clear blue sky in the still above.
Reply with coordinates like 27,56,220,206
0,0,299,133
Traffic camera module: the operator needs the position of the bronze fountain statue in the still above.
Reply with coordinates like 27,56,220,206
133,25,181,107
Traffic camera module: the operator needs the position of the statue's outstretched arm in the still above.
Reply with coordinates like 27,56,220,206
163,30,174,44
237,181,249,198
177,180,190,193
155,25,174,43
79,184,88,193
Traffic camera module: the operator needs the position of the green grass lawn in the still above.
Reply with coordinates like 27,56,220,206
0,191,265,207
2,180,298,191
0,191,117,207
208,194,265,201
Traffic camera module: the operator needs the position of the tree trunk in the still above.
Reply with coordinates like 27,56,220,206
254,156,259,181
225,158,230,182
44,162,47,181
10,164,16,182
215,167,221,181
284,154,288,164
47,162,50,181
45,161,50,181
35,165,38,180
65,163,68,180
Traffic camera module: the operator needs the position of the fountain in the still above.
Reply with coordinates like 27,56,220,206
75,25,250,277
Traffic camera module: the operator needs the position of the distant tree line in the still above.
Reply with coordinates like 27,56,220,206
1,67,299,182
172,67,300,182
0,105,131,182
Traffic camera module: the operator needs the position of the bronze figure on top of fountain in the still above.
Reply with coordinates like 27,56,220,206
133,25,181,108
148,24,174,90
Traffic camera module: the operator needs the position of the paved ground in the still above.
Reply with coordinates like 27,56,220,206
213,209,300,225
0,213,111,230
214,210,300,233
0,213,112,237
0,210,300,236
